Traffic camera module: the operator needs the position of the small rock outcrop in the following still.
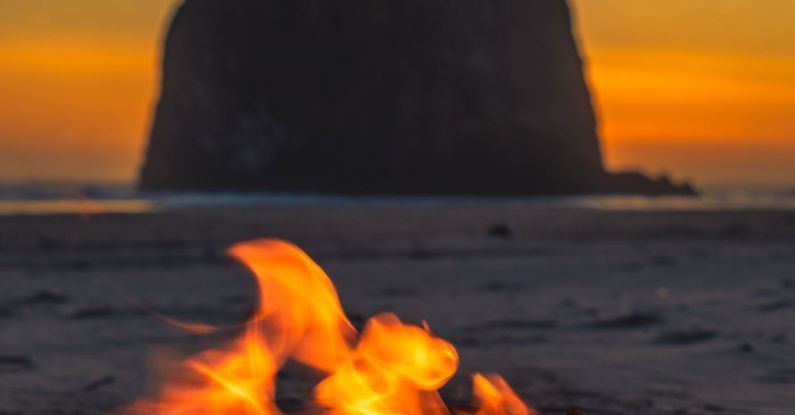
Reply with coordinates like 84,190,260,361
139,0,694,196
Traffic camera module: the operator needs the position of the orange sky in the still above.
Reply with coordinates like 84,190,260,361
0,0,176,183
572,0,795,186
0,1,793,186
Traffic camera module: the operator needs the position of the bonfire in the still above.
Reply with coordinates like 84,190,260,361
126,239,536,415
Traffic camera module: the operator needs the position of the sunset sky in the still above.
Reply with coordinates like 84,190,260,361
0,1,793,186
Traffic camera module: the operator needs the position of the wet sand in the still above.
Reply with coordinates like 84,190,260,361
1,205,794,414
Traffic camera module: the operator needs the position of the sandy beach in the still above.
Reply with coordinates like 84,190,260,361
1,204,793,414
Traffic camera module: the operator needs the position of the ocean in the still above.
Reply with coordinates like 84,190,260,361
0,182,793,215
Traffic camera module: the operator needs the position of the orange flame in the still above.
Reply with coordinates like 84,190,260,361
468,374,538,415
126,239,535,415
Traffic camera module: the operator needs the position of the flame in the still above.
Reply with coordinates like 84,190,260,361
126,239,535,415
315,313,458,415
468,374,538,415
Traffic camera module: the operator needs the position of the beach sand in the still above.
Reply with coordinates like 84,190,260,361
1,205,793,414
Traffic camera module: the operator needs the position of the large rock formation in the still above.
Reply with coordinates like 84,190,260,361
139,0,694,195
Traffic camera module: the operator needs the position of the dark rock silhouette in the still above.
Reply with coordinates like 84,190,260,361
139,0,695,196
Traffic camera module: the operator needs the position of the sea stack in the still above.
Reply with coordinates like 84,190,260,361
139,0,694,196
